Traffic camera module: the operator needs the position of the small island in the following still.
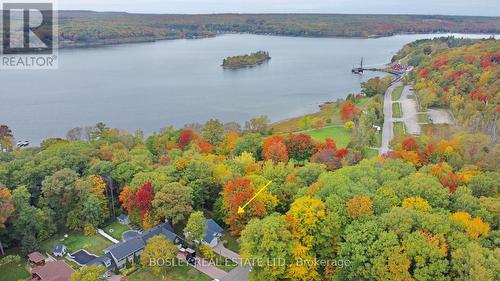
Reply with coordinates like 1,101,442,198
222,51,271,69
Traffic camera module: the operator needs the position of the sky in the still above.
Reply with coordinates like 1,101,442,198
57,0,500,16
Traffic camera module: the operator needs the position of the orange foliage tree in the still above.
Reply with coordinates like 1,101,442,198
340,102,360,122
263,135,289,163
222,178,268,235
346,195,374,219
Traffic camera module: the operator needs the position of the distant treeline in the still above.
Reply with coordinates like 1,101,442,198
53,12,500,47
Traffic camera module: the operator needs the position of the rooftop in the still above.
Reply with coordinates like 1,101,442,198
28,252,45,264
31,260,74,281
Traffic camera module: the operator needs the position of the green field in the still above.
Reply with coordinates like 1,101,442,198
302,126,352,148
392,86,404,101
104,221,131,240
392,103,402,118
40,232,113,256
0,262,30,281
128,264,212,281
418,113,429,123
393,122,406,137
221,231,240,253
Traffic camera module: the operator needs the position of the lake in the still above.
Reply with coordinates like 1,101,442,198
0,33,490,144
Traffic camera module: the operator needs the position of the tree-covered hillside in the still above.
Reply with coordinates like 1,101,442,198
395,38,499,141
56,12,500,47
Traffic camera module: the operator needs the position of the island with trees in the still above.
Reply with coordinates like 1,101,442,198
222,51,271,69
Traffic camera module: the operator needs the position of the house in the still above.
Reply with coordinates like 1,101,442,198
85,253,114,270
104,237,145,269
203,219,223,248
52,244,67,257
28,252,46,266
117,214,130,225
30,260,74,281
99,222,180,270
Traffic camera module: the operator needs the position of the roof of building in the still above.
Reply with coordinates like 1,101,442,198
28,251,46,263
141,223,178,243
106,237,145,262
31,260,74,281
204,219,223,243
85,253,113,270
52,244,65,253
117,214,129,221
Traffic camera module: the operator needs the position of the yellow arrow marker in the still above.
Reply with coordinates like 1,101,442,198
237,181,273,214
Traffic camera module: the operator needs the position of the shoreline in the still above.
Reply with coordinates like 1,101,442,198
57,31,497,51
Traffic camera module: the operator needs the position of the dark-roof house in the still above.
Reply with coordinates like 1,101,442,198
98,222,180,270
52,244,67,257
203,219,223,248
30,260,74,281
117,214,130,225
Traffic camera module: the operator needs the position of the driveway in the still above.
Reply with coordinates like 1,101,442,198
215,243,250,281
222,266,251,281
177,253,227,280
213,243,240,264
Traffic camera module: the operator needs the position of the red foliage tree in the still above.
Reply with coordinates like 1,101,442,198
401,137,419,151
335,148,349,159
315,138,337,152
310,148,342,171
418,67,430,78
135,182,154,216
286,133,316,161
340,102,360,122
178,129,198,149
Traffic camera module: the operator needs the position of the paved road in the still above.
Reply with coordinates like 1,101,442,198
400,86,421,135
380,81,402,155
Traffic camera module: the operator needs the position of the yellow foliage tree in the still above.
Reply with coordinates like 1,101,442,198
402,196,432,212
451,212,490,240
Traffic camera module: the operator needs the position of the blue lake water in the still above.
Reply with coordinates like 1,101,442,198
0,33,490,143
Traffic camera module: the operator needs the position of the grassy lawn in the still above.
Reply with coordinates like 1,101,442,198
128,264,211,281
302,126,351,148
393,122,406,137
417,113,429,123
0,262,30,281
392,86,404,101
270,97,372,133
392,103,402,118
40,232,113,256
221,231,240,253
103,221,131,240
